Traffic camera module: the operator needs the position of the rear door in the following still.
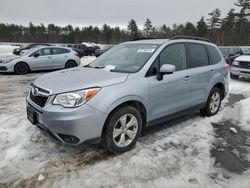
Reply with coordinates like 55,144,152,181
51,48,69,68
186,43,213,108
147,43,192,120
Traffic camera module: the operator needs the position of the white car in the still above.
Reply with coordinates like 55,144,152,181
231,55,250,79
0,46,81,74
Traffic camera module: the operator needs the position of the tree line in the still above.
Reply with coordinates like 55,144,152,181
0,0,249,45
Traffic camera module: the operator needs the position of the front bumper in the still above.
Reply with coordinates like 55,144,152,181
0,63,14,72
231,67,250,77
26,96,107,145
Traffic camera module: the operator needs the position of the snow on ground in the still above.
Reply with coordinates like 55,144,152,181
0,45,250,188
0,45,17,58
80,56,96,66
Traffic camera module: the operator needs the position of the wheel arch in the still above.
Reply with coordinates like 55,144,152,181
212,82,225,98
101,99,148,139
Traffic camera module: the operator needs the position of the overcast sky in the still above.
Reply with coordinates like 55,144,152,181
0,0,237,29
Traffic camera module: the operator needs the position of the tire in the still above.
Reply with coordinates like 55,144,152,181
201,87,222,117
14,62,29,75
65,60,77,69
102,106,142,154
230,73,239,79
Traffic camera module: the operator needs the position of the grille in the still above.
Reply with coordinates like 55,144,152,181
239,61,250,69
0,66,7,70
29,86,50,107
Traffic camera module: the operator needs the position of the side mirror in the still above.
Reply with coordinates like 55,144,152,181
157,64,176,81
34,53,40,58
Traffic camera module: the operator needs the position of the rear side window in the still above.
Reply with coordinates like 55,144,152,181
206,45,221,64
187,43,209,68
52,48,69,55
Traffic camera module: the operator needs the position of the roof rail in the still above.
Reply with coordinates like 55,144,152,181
130,37,157,41
170,36,211,43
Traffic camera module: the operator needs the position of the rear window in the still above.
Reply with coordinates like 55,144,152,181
187,43,209,68
206,45,221,64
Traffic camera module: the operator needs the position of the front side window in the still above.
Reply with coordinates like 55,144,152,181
37,48,52,56
90,43,159,73
160,43,187,71
187,43,209,68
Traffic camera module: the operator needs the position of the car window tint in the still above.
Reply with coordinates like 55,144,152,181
187,43,209,68
52,48,67,55
160,43,186,71
38,48,51,56
206,45,221,64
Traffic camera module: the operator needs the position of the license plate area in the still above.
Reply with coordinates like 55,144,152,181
27,106,37,125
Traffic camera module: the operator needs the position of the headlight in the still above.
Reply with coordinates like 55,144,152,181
232,61,239,66
53,87,101,108
3,59,14,64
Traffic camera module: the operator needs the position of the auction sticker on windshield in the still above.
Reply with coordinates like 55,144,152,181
137,49,155,53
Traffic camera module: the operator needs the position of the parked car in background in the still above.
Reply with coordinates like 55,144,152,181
240,47,250,55
95,45,115,57
219,46,242,65
0,46,80,74
68,44,100,56
26,36,229,154
13,43,51,55
71,44,85,58
230,55,250,79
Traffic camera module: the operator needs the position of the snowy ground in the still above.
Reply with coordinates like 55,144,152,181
0,46,250,188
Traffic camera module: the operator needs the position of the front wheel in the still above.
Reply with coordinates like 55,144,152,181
14,62,29,74
102,106,142,154
201,87,222,117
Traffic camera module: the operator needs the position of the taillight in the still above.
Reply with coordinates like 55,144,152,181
224,63,230,70
75,53,80,58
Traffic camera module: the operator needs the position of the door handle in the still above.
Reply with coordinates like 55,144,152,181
184,75,191,81
47,56,52,58
210,69,215,75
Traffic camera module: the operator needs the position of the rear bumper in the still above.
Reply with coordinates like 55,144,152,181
26,96,107,145
231,67,250,77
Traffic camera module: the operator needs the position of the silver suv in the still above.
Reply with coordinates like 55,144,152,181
26,37,229,153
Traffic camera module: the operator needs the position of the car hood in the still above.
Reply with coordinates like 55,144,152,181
235,55,250,62
33,67,129,94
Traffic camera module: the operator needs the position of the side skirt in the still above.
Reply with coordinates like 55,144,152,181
147,103,206,127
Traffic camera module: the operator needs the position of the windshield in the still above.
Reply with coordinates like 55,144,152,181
219,48,230,56
89,43,159,73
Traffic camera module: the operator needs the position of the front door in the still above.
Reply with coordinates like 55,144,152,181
147,43,191,121
29,48,53,70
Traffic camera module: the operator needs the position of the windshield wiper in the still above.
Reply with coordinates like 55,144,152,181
83,64,104,69
110,68,132,73
83,64,91,68
93,66,105,69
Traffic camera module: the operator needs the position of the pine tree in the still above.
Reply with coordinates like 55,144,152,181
143,18,152,37
196,17,208,37
127,19,139,40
